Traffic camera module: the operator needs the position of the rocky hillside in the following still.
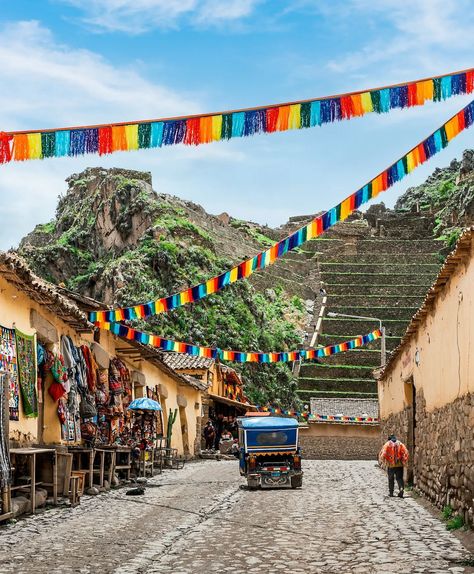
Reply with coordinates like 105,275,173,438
395,149,474,249
18,167,315,408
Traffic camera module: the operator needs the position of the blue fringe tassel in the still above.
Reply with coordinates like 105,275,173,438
231,112,245,137
55,131,70,157
70,130,86,156
150,122,164,147
310,101,321,126
84,128,99,154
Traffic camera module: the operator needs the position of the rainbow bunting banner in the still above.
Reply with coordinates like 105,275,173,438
0,69,472,165
97,321,381,363
252,406,378,423
90,99,474,324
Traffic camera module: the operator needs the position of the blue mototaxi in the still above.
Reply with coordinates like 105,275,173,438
237,416,303,489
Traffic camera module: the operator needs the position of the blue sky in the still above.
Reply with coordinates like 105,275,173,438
0,0,473,249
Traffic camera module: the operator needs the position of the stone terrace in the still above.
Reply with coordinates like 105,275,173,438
296,212,442,402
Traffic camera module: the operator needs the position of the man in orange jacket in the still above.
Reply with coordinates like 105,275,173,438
379,434,409,498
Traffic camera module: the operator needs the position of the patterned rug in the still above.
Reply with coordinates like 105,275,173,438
0,325,19,421
15,329,38,418
0,373,12,488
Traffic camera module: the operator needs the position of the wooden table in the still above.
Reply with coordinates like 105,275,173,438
0,485,12,522
101,446,131,480
93,448,116,487
68,447,94,489
9,448,57,514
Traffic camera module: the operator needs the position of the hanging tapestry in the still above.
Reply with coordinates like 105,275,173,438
15,329,38,418
0,373,12,488
0,325,19,421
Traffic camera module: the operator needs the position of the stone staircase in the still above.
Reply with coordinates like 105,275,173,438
296,215,442,402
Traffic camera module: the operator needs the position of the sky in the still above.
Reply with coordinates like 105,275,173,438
0,0,473,249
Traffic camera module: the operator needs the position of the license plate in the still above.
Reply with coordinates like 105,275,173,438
271,472,280,477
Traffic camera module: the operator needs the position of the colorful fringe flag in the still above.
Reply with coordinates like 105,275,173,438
90,99,474,324
249,406,378,422
97,321,381,363
0,69,472,164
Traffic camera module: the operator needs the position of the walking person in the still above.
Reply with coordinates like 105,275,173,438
379,434,409,498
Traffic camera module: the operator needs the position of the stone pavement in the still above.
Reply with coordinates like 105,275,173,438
0,460,471,573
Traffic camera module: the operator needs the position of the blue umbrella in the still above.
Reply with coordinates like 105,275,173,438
128,398,162,411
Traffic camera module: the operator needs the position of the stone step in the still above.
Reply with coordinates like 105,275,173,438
321,271,436,285
250,273,315,299
326,305,418,321
317,333,401,350
321,317,408,337
297,377,377,393
318,252,442,264
325,283,430,296
326,294,425,308
320,262,440,274
303,349,382,367
297,389,378,399
305,238,441,254
299,363,376,380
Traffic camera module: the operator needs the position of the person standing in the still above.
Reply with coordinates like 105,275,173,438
379,434,409,498
203,420,216,451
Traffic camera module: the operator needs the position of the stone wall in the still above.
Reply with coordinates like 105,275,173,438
381,390,474,526
300,435,379,460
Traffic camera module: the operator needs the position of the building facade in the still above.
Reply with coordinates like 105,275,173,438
378,228,474,524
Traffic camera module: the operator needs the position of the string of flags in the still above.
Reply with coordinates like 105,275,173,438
0,68,472,165
253,406,379,423
90,99,474,324
99,320,381,363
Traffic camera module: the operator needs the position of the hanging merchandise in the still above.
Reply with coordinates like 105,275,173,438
0,326,19,421
14,329,38,418
90,99,474,325
0,372,12,488
0,69,472,165
96,321,381,363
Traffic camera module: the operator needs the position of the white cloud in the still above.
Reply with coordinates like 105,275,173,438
59,0,262,33
324,0,474,76
0,20,201,131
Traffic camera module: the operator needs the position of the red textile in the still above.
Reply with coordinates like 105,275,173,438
379,440,409,468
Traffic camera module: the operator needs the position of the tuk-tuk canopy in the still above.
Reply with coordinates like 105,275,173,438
237,416,299,430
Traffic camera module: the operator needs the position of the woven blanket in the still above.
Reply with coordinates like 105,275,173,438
15,329,38,418
0,325,19,420
0,373,12,487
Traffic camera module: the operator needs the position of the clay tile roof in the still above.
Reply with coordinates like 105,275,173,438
161,352,215,371
310,398,379,418
0,251,92,332
378,227,474,381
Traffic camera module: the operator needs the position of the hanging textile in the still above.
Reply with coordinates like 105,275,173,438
15,329,38,418
1,68,473,164
0,326,19,421
0,372,12,488
90,99,474,324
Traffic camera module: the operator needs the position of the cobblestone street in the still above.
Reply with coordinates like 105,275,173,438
0,460,472,573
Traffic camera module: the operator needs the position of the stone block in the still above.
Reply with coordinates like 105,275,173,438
30,309,58,344
157,383,168,399
131,370,146,386
11,496,31,517
91,342,110,369
177,394,187,408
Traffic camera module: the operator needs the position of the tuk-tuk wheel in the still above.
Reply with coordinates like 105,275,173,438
291,475,303,489
247,478,259,490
